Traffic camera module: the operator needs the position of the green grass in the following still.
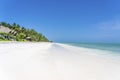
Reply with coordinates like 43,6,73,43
0,40,11,42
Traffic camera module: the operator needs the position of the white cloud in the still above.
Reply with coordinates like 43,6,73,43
93,17,120,39
99,18,120,31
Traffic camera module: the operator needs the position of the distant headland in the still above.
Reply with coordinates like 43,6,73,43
0,22,49,42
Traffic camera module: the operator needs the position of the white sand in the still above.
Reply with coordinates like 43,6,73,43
0,42,120,80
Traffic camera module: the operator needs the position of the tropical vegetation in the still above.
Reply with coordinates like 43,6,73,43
0,22,49,42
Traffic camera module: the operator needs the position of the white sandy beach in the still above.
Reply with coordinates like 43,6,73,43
0,42,120,80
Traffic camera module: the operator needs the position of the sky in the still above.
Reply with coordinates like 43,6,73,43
0,0,120,42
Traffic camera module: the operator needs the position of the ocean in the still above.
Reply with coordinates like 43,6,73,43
63,43,120,53
63,43,120,57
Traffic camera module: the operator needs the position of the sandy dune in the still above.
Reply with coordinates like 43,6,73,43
0,42,120,80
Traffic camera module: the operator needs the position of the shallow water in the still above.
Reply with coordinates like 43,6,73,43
63,43,120,54
62,42,120,62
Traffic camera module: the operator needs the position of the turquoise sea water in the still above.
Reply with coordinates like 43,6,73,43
63,43,120,54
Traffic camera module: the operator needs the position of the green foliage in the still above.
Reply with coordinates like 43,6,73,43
0,22,6,26
0,22,49,42
15,33,26,41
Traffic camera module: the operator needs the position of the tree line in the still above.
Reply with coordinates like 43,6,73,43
0,22,49,42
